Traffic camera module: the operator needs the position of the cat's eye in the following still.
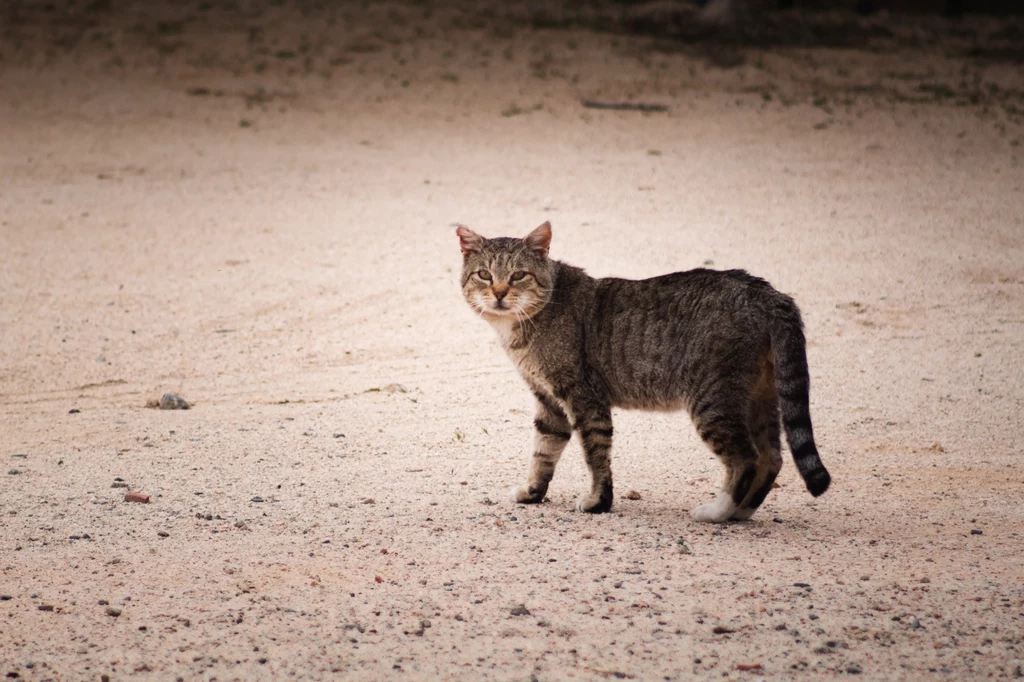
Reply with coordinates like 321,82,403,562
510,271,528,282
476,270,492,281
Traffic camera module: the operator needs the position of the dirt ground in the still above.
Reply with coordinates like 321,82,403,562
1,1,1023,680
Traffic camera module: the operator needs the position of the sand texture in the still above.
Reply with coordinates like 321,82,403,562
1,1,1023,679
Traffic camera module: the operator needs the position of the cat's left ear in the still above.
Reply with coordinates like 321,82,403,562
524,221,552,257
456,225,485,255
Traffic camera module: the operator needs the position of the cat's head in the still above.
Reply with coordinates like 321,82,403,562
457,222,556,322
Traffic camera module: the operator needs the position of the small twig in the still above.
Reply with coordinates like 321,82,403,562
581,99,669,112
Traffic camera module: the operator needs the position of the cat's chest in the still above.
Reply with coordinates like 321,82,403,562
490,320,556,394
508,346,548,385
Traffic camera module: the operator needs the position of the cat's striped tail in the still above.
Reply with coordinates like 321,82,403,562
769,298,831,497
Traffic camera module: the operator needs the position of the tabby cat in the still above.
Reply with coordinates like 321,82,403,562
457,222,830,522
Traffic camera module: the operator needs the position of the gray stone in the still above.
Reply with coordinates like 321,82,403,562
159,393,191,410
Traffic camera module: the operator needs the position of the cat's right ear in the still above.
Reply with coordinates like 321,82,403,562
456,225,485,256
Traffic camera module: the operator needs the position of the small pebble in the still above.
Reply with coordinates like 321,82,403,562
847,663,863,674
574,604,592,614
38,604,54,612
0,595,11,601
971,529,983,535
158,393,191,410
106,607,122,617
251,497,265,503
157,531,169,537
623,490,641,500
910,617,921,629
362,498,376,505
510,604,531,616
7,469,22,475
68,409,80,414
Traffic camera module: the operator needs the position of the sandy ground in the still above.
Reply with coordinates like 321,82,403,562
1,1,1023,680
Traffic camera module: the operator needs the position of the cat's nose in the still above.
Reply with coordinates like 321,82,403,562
492,283,509,300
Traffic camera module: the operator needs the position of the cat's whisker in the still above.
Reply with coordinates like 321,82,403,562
518,310,537,337
523,309,539,332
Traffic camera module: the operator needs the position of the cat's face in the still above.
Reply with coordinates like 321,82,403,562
457,222,555,322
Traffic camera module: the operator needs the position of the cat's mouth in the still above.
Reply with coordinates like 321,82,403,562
470,292,534,320
480,300,519,318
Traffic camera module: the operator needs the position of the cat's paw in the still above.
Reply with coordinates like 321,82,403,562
509,485,546,504
690,493,738,524
575,492,612,514
729,507,757,521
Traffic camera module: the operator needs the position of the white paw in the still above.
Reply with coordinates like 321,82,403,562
729,507,756,521
690,492,738,524
575,492,612,514
510,485,547,504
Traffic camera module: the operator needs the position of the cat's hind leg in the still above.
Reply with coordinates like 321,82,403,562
573,402,615,514
510,391,572,505
690,412,759,523
730,393,783,521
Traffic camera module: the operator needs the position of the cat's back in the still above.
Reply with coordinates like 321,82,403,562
592,267,776,320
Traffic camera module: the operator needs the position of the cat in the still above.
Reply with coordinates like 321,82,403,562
457,222,830,523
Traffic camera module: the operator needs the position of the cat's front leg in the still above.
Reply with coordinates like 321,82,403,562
573,403,615,514
510,392,572,505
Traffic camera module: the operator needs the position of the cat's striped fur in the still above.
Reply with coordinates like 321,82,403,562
457,222,830,522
